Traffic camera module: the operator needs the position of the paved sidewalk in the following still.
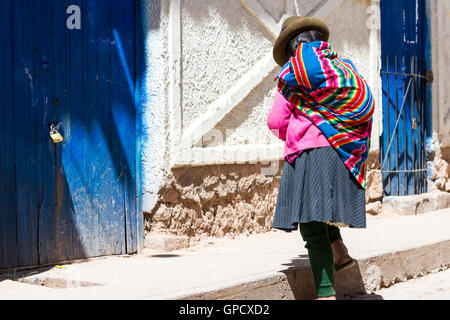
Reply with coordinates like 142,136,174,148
348,269,450,300
0,208,449,300
375,269,450,300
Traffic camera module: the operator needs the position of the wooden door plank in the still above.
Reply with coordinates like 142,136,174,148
36,0,59,265
111,0,137,254
67,0,88,260
35,0,56,266
53,0,75,262
110,1,127,255
83,0,115,257
134,0,144,253
39,0,76,264
83,0,101,257
0,0,19,269
13,0,42,267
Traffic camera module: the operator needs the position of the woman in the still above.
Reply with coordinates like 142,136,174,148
267,17,374,300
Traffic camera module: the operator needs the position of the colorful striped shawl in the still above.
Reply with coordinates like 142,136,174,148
274,41,374,189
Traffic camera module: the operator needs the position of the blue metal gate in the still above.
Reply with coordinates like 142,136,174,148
380,0,430,196
0,0,142,269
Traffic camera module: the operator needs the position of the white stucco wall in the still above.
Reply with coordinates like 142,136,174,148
201,70,280,147
181,0,274,131
429,0,450,150
141,0,171,212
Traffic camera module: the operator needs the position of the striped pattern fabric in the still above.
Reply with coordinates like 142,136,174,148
271,146,367,230
274,41,374,189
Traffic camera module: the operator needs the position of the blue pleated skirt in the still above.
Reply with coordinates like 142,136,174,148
272,146,366,231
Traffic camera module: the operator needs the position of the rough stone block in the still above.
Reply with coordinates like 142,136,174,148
366,201,381,215
365,170,382,203
381,191,450,215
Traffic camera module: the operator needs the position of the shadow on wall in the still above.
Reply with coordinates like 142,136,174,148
0,0,141,270
281,257,384,300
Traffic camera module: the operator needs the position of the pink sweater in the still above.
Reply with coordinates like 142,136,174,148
267,91,331,163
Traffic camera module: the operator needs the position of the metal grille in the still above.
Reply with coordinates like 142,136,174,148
380,55,428,196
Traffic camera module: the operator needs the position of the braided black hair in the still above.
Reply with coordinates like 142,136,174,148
286,30,326,57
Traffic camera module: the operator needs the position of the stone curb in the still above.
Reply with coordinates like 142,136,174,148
176,240,450,300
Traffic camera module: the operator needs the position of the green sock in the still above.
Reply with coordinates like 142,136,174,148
300,222,336,297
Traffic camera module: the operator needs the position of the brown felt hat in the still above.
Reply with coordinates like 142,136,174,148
273,16,330,66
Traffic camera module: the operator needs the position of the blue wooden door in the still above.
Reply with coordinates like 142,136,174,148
380,0,429,196
0,0,140,269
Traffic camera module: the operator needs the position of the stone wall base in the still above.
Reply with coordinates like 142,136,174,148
143,145,449,251
144,161,284,250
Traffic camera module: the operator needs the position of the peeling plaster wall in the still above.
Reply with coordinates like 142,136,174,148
426,0,450,192
429,0,450,156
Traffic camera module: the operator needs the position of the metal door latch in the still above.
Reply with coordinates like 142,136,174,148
49,123,63,143
412,118,417,130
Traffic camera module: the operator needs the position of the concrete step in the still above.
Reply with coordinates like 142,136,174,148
1,208,449,300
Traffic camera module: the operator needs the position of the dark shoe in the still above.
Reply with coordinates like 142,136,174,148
335,258,356,272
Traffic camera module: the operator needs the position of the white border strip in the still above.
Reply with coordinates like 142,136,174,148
174,144,284,167
238,0,279,39
169,0,182,142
